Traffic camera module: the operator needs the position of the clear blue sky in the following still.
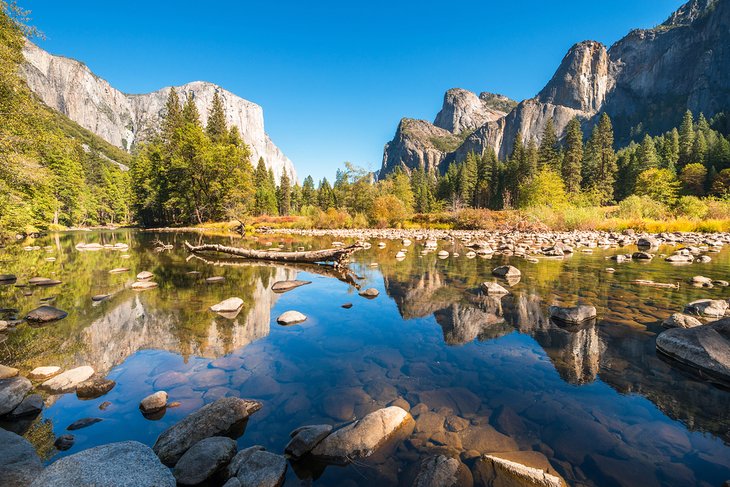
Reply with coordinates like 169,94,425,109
26,0,685,182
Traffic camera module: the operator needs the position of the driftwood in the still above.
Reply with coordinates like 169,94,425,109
184,241,363,267
186,253,362,289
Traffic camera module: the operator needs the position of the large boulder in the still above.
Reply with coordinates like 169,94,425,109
0,428,43,486
549,305,597,324
481,282,510,296
40,366,95,393
153,397,262,466
492,266,521,279
656,318,730,385
276,311,307,326
76,377,116,399
662,313,703,329
413,454,473,487
173,437,237,486
25,306,67,323
311,406,414,464
232,449,287,487
473,451,566,487
285,424,332,458
271,280,311,293
684,299,728,318
30,441,174,487
0,376,32,415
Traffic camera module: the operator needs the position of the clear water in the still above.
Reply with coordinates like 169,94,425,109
1,230,729,486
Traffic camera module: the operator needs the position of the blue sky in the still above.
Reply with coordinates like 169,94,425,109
27,0,685,182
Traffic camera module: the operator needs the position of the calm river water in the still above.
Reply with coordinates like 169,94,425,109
1,230,729,486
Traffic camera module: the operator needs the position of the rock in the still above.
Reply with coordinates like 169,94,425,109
413,454,473,487
29,277,62,286
41,366,95,393
656,318,730,385
108,267,129,274
0,274,17,283
473,451,566,487
25,305,68,323
140,391,168,414
342,303,353,309
271,280,311,293
67,417,103,430
9,393,44,417
173,436,237,486
0,428,43,486
0,364,18,378
234,449,287,487
91,294,110,302
99,401,112,410
690,275,713,287
131,281,158,290
153,397,262,466
481,282,510,296
29,365,61,380
684,299,728,318
210,297,244,313
76,377,116,399
666,253,694,263
359,288,380,298
0,376,32,415
206,276,226,283
225,445,264,480
637,237,660,249
662,313,703,329
549,305,597,324
311,406,414,464
285,424,333,458
276,310,307,326
54,434,75,451
492,265,521,278
136,271,154,280
438,250,450,258
30,441,175,487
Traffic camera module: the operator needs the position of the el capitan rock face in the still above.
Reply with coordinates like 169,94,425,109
21,41,296,182
381,0,730,174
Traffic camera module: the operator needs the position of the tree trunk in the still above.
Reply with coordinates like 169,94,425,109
184,241,363,266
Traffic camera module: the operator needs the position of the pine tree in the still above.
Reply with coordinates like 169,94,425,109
691,130,708,164
637,134,659,171
538,119,560,171
662,129,680,172
278,171,291,215
162,88,182,145
584,113,618,203
206,91,227,143
182,92,201,126
301,175,316,207
679,110,695,167
525,140,539,177
254,157,277,215
460,152,478,206
562,117,583,194
318,178,335,209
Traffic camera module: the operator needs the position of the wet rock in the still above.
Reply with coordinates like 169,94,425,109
233,449,287,487
632,251,653,260
54,434,75,451
458,425,518,453
684,299,728,318
666,253,694,263
131,281,158,290
492,266,521,278
99,401,111,410
153,397,262,466
25,305,68,323
691,276,714,287
154,370,188,389
29,277,62,287
481,282,510,296
0,376,32,415
91,294,110,302
140,391,168,414
225,445,264,479
271,280,311,293
311,406,414,464
136,271,154,281
223,478,241,487
206,276,226,283
276,310,307,326
359,288,380,299
76,377,116,399
473,451,566,487
9,393,44,418
697,255,712,263
29,365,61,380
662,313,703,329
67,417,103,430
549,305,597,324
41,366,95,393
413,454,473,487
637,236,660,249
656,318,730,385
0,428,43,486
210,297,244,313
173,436,237,486
0,364,18,378
210,356,245,371
108,267,129,274
30,441,175,487
342,302,353,309
285,424,333,458
0,274,17,283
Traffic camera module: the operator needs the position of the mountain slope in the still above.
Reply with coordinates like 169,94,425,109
382,0,730,173
20,41,296,182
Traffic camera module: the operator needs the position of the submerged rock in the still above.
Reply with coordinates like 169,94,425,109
276,310,307,326
210,297,244,313
173,436,237,486
0,376,32,415
413,454,473,487
285,424,332,458
311,406,414,464
25,305,68,323
153,397,262,466
656,318,730,385
131,281,158,290
473,451,566,487
549,305,597,324
662,313,703,329
359,288,380,299
54,434,75,451
67,417,103,430
76,377,116,399
271,280,311,293
30,441,175,487
136,271,154,281
0,428,43,486
41,366,95,393
480,282,510,296
492,265,521,278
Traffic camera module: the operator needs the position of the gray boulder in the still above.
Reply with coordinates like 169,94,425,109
549,305,597,324
0,428,43,486
25,305,67,323
311,406,414,464
153,397,262,466
234,450,286,487
492,265,521,278
656,318,730,385
0,376,32,415
41,366,95,393
9,393,44,418
684,299,728,318
30,441,174,487
285,424,332,458
480,282,510,296
173,437,237,485
225,445,264,480
473,451,566,487
662,313,703,329
413,454,473,487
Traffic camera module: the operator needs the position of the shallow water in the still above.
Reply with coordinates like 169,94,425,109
1,230,729,486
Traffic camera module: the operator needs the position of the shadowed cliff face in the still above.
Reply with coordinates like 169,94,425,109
20,42,296,182
382,0,730,172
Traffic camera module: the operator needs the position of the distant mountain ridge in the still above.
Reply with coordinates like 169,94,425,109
380,0,729,177
21,41,296,182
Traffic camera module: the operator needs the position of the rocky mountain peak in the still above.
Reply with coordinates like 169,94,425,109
537,40,611,113
662,0,717,27
434,88,514,135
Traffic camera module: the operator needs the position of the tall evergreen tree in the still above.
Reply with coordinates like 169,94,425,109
182,92,201,126
206,91,227,143
584,113,618,203
301,175,316,207
460,152,478,206
679,110,695,166
637,134,659,171
254,157,277,215
538,119,560,171
162,88,182,145
278,171,291,215
662,128,680,172
318,178,335,209
562,118,583,194
691,130,708,164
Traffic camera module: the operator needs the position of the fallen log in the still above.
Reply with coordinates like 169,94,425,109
184,241,363,266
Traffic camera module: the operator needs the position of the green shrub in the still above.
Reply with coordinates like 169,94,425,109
617,195,668,220
674,196,708,219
